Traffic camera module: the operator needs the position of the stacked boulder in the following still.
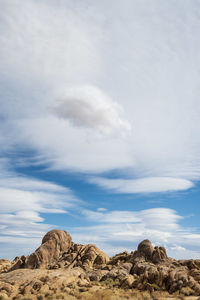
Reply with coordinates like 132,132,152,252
2,230,200,297
10,229,109,271
89,239,200,296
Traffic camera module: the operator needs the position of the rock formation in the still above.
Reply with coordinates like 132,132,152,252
0,259,12,273
10,229,109,271
1,229,200,299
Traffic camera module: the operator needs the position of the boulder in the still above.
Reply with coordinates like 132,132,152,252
120,275,136,288
152,246,168,263
88,269,108,281
0,259,12,273
9,230,109,271
25,230,72,269
3,230,200,298
136,240,154,260
108,251,132,265
11,230,72,270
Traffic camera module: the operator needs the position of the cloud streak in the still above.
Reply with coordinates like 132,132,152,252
89,176,194,193
1,0,200,187
0,161,80,258
0,0,200,259
71,207,200,259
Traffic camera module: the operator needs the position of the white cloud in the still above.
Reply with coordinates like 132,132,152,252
70,207,200,259
167,246,200,260
0,166,79,213
97,208,107,212
0,0,101,89
0,176,67,192
16,116,134,172
89,176,194,193
83,209,140,223
0,162,80,259
0,0,200,187
53,85,131,136
0,0,200,259
82,208,182,229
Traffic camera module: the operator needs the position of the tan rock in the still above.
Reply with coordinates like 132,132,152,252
152,246,168,263
137,240,154,260
39,283,49,293
25,230,72,269
88,269,108,281
22,284,32,295
0,259,12,273
120,275,136,288
0,282,13,295
32,279,43,291
0,292,9,299
2,230,200,298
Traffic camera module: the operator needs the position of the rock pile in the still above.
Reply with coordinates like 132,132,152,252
10,230,109,271
0,260,12,273
1,230,200,299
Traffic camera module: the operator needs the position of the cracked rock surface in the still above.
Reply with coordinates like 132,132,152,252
1,230,200,299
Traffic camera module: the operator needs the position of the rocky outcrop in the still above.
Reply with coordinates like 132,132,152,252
1,230,200,299
48,242,109,271
0,259,12,273
10,229,109,271
26,229,72,269
132,239,168,263
95,239,200,296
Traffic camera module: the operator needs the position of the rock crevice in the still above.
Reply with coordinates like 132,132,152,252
1,229,200,299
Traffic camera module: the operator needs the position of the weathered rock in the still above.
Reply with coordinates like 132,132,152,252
1,230,200,298
120,275,136,288
10,230,109,272
88,269,108,281
22,284,32,295
75,243,109,269
136,239,155,260
9,256,26,271
101,265,130,283
0,281,14,297
26,229,72,269
39,283,49,294
0,292,9,299
0,260,12,273
108,251,132,265
152,246,168,263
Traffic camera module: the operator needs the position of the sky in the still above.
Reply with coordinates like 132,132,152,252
0,0,200,260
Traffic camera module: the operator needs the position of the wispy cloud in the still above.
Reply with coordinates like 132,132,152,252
89,176,194,193
0,160,80,258
0,0,200,186
0,0,199,192
0,0,200,259
0,0,101,88
70,207,200,259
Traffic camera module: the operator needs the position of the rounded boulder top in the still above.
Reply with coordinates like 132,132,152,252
42,229,72,249
137,239,154,259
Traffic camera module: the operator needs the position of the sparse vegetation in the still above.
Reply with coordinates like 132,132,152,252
1,230,200,299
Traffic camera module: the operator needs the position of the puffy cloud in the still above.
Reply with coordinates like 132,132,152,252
53,85,131,136
89,176,194,193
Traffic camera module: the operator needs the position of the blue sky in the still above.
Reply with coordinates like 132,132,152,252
0,0,200,260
